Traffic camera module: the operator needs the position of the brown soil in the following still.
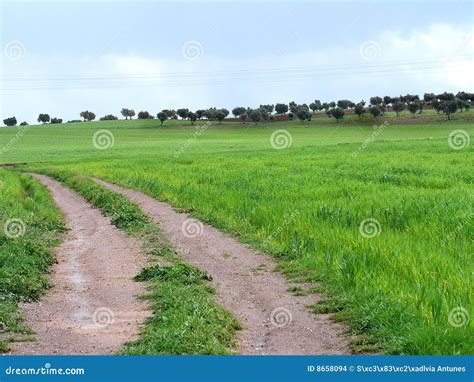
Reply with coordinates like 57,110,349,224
10,174,150,355
94,178,350,355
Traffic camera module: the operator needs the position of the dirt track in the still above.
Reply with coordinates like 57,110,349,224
94,178,350,355
11,174,149,355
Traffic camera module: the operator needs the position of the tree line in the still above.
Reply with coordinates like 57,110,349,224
2,91,472,127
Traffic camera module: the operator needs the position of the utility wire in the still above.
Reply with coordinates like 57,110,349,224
2,55,470,82
1,65,464,91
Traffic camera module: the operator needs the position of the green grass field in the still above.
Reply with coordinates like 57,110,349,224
0,110,472,355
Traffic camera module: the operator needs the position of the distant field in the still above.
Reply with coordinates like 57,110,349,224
1,111,472,354
0,110,473,164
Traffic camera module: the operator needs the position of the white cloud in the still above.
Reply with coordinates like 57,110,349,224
377,24,473,88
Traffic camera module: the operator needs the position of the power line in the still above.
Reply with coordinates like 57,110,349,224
1,65,465,91
1,55,470,83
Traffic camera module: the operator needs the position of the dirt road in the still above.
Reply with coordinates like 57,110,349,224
11,174,149,355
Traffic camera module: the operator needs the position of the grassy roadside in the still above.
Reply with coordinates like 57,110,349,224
0,168,64,352
28,168,240,355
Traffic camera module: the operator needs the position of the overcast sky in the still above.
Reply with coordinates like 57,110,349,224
1,0,473,123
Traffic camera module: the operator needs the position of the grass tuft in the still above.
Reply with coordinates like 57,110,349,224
134,263,212,283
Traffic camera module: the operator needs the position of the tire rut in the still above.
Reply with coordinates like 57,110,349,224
93,178,350,355
11,174,149,355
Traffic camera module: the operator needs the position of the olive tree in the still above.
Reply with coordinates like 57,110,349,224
354,102,366,118
369,105,382,119
407,102,419,118
248,109,262,124
121,108,135,119
80,111,96,122
157,111,168,126
275,103,289,115
392,101,406,117
442,100,458,120
329,107,345,122
137,111,154,119
188,112,197,125
215,108,229,124
296,106,312,122
37,113,50,124
232,107,246,118
3,117,17,126
177,108,190,120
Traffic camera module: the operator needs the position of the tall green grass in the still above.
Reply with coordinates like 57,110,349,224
0,169,64,352
19,117,474,354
